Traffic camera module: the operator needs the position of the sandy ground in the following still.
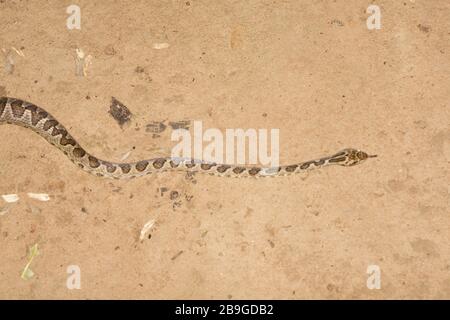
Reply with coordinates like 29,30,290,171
0,0,449,299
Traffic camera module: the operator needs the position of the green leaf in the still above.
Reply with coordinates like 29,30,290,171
21,243,39,280
29,243,39,258
21,268,34,280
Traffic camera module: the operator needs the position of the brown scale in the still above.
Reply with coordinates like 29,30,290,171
43,119,58,131
152,158,166,169
232,167,246,174
72,147,86,158
32,112,48,126
104,162,117,173
248,167,261,176
200,163,216,170
328,156,346,163
185,161,196,169
216,165,231,173
300,162,312,170
169,160,179,168
119,164,131,174
10,99,26,117
51,126,67,137
135,160,149,172
88,156,101,168
24,104,38,113
59,135,76,146
29,109,48,126
284,164,298,172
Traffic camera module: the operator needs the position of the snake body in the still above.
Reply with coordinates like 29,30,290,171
0,97,376,179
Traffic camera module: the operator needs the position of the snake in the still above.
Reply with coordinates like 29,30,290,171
0,97,376,179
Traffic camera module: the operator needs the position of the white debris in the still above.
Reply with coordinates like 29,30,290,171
139,219,156,240
152,43,170,50
75,48,92,76
2,194,19,203
11,47,25,57
0,205,10,216
2,47,24,74
120,150,132,161
27,193,50,202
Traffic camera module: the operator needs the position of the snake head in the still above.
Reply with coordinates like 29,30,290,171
334,148,377,166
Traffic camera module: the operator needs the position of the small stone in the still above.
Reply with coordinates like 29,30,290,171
135,66,145,73
170,191,179,200
104,44,116,56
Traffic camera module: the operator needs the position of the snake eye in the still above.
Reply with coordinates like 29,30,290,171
357,151,368,160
